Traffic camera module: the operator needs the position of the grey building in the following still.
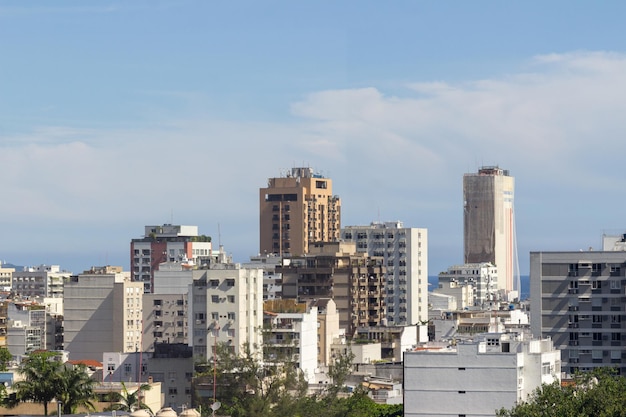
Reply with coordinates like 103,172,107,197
530,250,626,375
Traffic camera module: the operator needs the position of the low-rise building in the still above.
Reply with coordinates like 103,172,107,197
404,332,560,417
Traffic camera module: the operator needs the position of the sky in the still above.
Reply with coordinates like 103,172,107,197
2,1,626,276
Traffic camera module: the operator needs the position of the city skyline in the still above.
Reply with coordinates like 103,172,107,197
3,2,626,276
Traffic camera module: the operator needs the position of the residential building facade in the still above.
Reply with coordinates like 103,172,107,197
263,300,318,381
438,262,499,308
341,221,428,325
12,265,71,298
131,224,212,293
530,249,626,376
190,264,263,360
64,266,143,360
404,332,560,417
463,166,517,294
279,242,386,337
259,167,341,256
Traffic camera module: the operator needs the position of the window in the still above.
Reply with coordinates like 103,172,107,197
228,295,235,303
154,299,162,306
210,279,219,287
211,295,219,303
611,280,621,289
211,312,219,320
168,388,178,395
612,333,621,341
226,279,235,287
592,280,602,289
124,364,132,373
227,312,236,320
593,332,602,341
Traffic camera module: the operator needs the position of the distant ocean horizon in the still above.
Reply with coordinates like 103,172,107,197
428,275,530,300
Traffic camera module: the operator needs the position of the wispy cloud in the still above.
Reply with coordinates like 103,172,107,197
2,51,626,271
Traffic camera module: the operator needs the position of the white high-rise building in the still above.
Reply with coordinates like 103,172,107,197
437,262,499,308
463,166,518,294
64,266,143,360
404,332,560,417
341,222,428,325
190,264,263,360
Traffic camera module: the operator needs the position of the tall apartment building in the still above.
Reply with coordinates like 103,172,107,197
190,264,263,360
404,332,560,417
278,241,386,337
130,224,212,293
530,247,626,376
437,262,499,308
463,166,517,294
64,266,144,360
12,265,71,298
259,167,341,256
341,222,428,326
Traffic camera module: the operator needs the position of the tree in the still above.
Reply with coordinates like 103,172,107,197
57,364,97,414
9,351,62,415
0,347,12,371
497,368,626,417
109,381,153,413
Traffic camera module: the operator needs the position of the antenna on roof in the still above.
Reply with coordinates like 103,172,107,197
218,223,221,248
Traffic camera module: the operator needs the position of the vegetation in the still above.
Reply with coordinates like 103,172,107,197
195,342,402,417
0,347,12,371
57,364,97,414
107,381,153,413
496,368,626,417
5,351,97,415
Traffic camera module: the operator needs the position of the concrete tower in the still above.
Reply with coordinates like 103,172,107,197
259,167,341,256
463,166,517,293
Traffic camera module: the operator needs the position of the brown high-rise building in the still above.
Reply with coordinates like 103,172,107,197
259,167,341,256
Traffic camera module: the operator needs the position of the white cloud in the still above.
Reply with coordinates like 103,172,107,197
3,51,626,273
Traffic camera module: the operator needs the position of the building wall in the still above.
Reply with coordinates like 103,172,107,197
341,222,428,326
191,265,263,359
404,334,560,417
530,250,626,376
64,268,142,360
463,167,515,293
142,293,188,352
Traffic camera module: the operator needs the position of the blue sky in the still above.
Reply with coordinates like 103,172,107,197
3,1,626,275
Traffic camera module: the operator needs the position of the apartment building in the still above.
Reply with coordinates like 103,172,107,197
142,293,189,352
404,332,560,417
278,241,386,337
190,264,263,360
263,300,318,381
259,167,341,256
12,265,71,298
64,266,143,360
341,221,428,325
131,224,212,293
0,262,14,291
530,248,626,375
438,262,499,308
6,302,46,361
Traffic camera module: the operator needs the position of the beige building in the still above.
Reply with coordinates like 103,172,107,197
312,298,339,366
64,266,144,360
259,167,341,256
279,242,386,337
191,264,264,360
142,293,189,351
463,166,517,293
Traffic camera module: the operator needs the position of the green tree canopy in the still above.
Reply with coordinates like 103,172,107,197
497,368,626,417
57,364,97,414
9,351,62,416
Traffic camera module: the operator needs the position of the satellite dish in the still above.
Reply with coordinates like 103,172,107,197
210,402,221,411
